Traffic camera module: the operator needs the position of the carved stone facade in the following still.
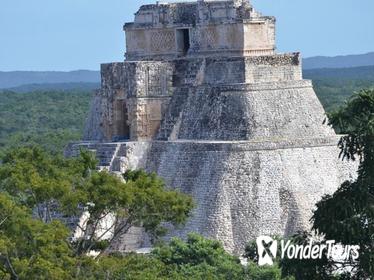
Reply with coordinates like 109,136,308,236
125,0,275,61
75,0,357,254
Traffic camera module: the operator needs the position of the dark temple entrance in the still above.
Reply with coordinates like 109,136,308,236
176,28,190,55
113,99,130,141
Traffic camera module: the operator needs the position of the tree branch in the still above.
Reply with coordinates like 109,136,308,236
85,212,116,254
0,217,9,228
2,255,18,280
96,218,133,259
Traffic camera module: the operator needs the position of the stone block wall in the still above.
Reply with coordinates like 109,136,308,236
157,81,334,141
126,28,177,60
243,20,276,53
202,53,302,84
127,98,171,141
84,61,174,141
68,138,357,254
124,0,275,60
141,140,357,254
85,53,310,142
101,61,174,98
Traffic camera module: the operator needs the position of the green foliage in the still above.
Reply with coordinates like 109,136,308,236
0,193,75,279
277,232,339,280
247,261,294,280
80,233,289,280
0,146,88,220
0,146,194,278
78,233,298,280
152,233,244,279
304,67,374,112
0,130,82,157
122,170,194,239
327,89,374,165
313,79,374,112
77,253,175,280
0,89,92,155
311,89,374,279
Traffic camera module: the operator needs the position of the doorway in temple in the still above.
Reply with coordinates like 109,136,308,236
113,99,130,141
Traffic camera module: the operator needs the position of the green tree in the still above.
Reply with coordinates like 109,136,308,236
0,146,89,222
270,90,374,280
311,89,374,279
152,233,245,280
80,233,292,280
77,253,178,280
0,193,75,280
0,146,194,278
0,89,93,156
71,170,194,257
0,146,99,213
277,232,339,280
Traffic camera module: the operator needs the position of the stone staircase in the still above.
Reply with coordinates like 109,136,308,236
110,144,129,172
65,142,123,171
95,144,120,169
157,87,190,140
173,58,203,86
65,141,151,252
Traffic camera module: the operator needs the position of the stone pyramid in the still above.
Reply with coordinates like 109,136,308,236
67,0,356,253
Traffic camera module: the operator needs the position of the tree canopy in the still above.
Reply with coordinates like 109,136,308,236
312,89,374,278
0,146,194,279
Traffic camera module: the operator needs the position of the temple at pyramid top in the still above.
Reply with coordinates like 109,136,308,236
124,0,276,60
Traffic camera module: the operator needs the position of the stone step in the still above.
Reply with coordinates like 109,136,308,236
66,142,127,171
157,87,189,140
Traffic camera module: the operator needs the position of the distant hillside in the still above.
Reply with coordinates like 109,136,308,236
3,82,100,93
2,51,374,88
303,65,374,112
0,70,100,89
303,65,374,80
303,52,374,70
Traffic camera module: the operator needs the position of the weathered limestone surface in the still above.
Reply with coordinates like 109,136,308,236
84,53,309,142
158,81,334,141
145,140,355,254
67,138,356,254
125,0,275,60
71,0,358,254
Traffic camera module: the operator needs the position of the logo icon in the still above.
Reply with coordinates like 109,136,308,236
255,236,359,266
257,236,278,266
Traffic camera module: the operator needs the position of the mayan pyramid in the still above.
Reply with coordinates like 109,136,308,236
67,0,356,253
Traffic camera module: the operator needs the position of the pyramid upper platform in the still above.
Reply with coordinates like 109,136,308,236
124,0,276,60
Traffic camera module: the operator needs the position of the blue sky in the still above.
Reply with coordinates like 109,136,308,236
0,0,373,71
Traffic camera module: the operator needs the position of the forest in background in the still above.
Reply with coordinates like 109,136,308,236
304,65,374,111
0,89,92,155
0,66,373,156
